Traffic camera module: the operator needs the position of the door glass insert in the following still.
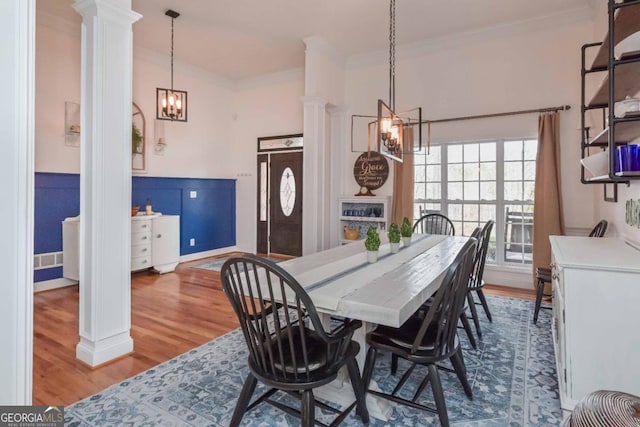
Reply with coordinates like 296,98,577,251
260,161,267,221
279,167,296,216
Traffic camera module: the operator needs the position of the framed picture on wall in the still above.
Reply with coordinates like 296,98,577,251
132,102,147,173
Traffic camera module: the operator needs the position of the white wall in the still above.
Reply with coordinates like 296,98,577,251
131,50,236,178
38,6,628,268
345,10,598,232
35,13,237,179
35,12,304,256
341,10,599,288
303,36,345,106
231,69,305,252
35,21,81,173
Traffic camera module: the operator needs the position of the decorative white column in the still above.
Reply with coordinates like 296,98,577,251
327,106,349,248
302,36,346,254
73,0,141,366
301,96,327,255
0,0,35,404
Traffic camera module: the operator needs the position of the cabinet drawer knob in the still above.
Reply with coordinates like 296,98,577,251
156,234,162,238
142,248,147,252
142,236,148,240
141,224,148,228
142,259,147,264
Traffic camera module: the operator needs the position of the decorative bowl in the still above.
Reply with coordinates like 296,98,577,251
614,96,640,118
614,30,640,59
131,206,140,217
580,150,609,177
344,227,359,240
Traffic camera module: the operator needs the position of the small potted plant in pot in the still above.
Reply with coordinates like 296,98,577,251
388,222,401,253
364,226,381,263
401,217,413,247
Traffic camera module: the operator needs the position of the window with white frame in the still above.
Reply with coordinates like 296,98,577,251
413,138,537,266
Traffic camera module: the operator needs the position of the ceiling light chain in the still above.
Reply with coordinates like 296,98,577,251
170,12,175,91
389,0,396,111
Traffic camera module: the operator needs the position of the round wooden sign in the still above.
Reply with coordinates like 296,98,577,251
353,152,389,190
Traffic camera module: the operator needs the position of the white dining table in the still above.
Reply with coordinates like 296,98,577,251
275,233,471,420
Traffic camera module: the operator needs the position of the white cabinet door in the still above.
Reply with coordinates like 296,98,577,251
151,215,179,272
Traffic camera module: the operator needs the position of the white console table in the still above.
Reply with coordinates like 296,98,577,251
62,214,180,280
550,236,640,410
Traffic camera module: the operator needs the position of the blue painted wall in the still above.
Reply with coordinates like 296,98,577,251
131,176,236,255
34,173,80,283
35,172,236,282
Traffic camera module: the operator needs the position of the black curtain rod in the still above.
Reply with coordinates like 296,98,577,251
423,104,571,125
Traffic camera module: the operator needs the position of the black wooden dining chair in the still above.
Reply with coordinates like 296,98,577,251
362,238,477,427
220,254,369,427
413,213,455,236
533,220,608,324
395,215,475,350
408,213,476,349
466,219,495,335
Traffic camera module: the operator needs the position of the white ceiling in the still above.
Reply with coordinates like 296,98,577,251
37,0,593,81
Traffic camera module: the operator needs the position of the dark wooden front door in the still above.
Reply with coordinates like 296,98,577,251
269,152,303,256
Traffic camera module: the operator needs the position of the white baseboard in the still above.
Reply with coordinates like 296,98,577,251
76,333,134,367
179,246,239,263
34,277,77,293
483,265,534,290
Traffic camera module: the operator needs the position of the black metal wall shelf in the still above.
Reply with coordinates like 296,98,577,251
580,0,640,186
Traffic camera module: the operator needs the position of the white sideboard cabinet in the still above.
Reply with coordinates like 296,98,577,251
63,214,180,280
549,236,640,410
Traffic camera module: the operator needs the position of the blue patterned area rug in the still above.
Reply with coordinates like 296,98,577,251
65,296,562,426
191,257,232,272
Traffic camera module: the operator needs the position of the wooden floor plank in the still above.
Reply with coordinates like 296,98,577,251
32,255,533,406
32,256,238,406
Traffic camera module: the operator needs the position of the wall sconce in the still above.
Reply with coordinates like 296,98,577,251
154,119,167,155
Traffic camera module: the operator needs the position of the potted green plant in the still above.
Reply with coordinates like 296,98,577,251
364,225,381,263
132,123,143,155
401,216,413,247
388,222,401,253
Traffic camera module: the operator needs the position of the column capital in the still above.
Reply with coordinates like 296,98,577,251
74,0,141,24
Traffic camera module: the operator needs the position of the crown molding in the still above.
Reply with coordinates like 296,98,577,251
36,9,80,39
37,13,236,90
347,5,594,69
133,46,235,89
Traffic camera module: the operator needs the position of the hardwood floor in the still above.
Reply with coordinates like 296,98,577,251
33,256,238,406
484,283,536,301
32,255,535,406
